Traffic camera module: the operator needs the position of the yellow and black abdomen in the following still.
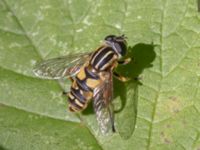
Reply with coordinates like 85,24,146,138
68,66,101,112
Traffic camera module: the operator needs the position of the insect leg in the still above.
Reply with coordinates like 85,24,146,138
68,77,74,82
113,72,130,82
62,91,68,95
117,57,131,65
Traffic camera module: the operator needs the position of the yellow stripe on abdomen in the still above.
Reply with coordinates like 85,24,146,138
86,78,101,89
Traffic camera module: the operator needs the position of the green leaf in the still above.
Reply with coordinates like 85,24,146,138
0,0,200,150
0,105,102,150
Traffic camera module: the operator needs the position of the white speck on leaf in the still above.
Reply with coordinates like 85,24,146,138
31,31,39,37
137,15,142,19
0,45,4,50
50,91,64,105
35,10,44,21
30,59,37,65
19,7,26,16
83,16,92,26
28,114,34,119
76,28,83,33
9,42,21,48
49,35,57,46
58,41,68,50
68,0,72,4
115,24,121,29
8,90,12,95
40,5,51,10
75,138,93,150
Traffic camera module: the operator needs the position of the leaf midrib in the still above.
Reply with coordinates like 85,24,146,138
146,1,167,149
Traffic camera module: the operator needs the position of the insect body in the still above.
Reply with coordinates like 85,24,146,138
33,35,130,134
67,66,100,112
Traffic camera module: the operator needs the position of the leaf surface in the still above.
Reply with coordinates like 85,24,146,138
0,0,200,150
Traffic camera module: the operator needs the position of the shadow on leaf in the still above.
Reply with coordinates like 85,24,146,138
115,43,156,111
0,146,7,150
114,43,156,139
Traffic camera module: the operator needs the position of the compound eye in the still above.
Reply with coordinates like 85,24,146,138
113,42,127,56
119,41,127,56
104,35,116,41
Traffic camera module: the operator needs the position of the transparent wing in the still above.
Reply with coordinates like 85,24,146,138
93,71,115,134
33,52,92,79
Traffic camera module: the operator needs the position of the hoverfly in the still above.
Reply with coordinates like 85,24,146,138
33,35,131,134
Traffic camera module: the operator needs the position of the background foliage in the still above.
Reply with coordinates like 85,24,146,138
0,0,200,150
